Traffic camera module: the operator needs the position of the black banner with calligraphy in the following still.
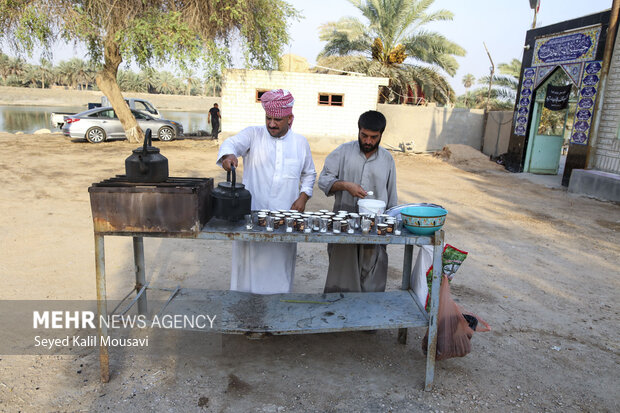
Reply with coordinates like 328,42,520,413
544,84,572,110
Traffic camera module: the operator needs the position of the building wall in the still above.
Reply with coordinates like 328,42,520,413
378,104,485,152
482,111,514,157
592,26,620,174
221,69,388,137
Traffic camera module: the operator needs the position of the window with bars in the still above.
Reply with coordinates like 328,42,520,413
318,93,344,106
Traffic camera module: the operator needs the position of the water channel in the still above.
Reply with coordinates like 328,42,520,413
0,105,211,134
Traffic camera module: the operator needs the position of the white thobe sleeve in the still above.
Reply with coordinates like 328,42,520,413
318,147,342,197
299,139,317,197
216,127,253,166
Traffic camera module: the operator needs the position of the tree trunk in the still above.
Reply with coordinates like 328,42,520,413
95,34,143,143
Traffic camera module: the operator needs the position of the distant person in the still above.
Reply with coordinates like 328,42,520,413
208,103,221,139
318,110,398,293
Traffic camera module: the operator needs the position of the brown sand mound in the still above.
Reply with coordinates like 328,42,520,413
434,144,506,172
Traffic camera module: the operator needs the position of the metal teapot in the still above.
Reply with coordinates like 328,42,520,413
211,165,252,221
125,129,169,182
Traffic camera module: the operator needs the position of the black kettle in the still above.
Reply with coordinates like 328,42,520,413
212,165,252,221
125,129,169,182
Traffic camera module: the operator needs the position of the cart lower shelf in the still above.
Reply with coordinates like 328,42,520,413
158,289,429,334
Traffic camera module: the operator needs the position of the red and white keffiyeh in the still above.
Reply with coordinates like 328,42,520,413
261,89,294,118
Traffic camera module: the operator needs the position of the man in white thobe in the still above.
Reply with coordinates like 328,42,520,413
318,110,398,292
216,89,316,294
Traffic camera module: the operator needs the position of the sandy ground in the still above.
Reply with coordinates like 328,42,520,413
0,95,618,412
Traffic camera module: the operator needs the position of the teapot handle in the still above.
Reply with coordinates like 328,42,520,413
138,129,153,175
227,164,237,190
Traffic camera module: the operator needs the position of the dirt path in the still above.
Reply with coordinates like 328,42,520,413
0,132,618,412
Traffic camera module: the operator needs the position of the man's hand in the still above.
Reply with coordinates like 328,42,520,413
331,181,367,198
290,192,310,212
221,154,238,171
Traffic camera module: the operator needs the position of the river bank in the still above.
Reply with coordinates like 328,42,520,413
0,86,220,112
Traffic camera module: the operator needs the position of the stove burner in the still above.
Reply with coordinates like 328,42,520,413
93,176,209,188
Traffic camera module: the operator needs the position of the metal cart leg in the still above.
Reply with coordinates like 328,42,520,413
95,234,109,383
132,237,147,315
398,244,414,344
425,230,444,391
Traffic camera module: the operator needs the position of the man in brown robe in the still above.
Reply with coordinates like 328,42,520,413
317,110,398,292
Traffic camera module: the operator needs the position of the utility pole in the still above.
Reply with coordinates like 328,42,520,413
530,0,540,29
482,42,495,154
483,42,495,114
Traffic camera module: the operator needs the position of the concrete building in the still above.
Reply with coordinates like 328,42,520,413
220,69,388,138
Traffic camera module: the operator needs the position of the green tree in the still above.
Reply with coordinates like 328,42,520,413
204,71,222,97
456,59,521,110
462,73,475,107
317,0,465,105
0,0,297,142
0,52,10,83
55,60,77,88
21,63,40,87
138,68,158,94
153,71,179,95
477,58,521,106
38,57,53,88
180,67,200,96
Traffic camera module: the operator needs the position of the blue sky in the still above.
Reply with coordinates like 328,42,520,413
286,0,613,94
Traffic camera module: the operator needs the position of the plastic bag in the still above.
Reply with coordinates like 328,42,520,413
411,245,433,309
422,275,490,360
411,244,468,311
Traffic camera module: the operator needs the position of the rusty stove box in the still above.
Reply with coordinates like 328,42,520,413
88,177,213,236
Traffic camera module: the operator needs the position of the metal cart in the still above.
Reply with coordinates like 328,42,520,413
93,219,443,390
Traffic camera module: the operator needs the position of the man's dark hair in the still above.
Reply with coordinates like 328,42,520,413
358,110,386,133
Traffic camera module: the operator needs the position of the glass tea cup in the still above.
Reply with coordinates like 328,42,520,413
332,219,341,234
285,217,295,233
360,218,371,234
394,219,403,235
244,214,253,230
312,216,321,231
319,217,329,233
347,218,356,234
266,215,274,232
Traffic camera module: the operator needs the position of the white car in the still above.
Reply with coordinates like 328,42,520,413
61,107,183,143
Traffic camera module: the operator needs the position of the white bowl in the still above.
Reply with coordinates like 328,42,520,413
358,199,386,214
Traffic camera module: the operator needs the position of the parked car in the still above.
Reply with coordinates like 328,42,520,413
51,97,162,129
61,107,183,143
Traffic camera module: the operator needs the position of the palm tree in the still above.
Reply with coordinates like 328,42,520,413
5,56,26,79
478,58,521,105
204,71,222,97
180,67,200,96
462,73,475,107
154,71,179,95
456,87,513,110
39,58,53,88
317,0,465,105
0,53,11,83
21,64,40,87
55,60,77,88
138,68,158,93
